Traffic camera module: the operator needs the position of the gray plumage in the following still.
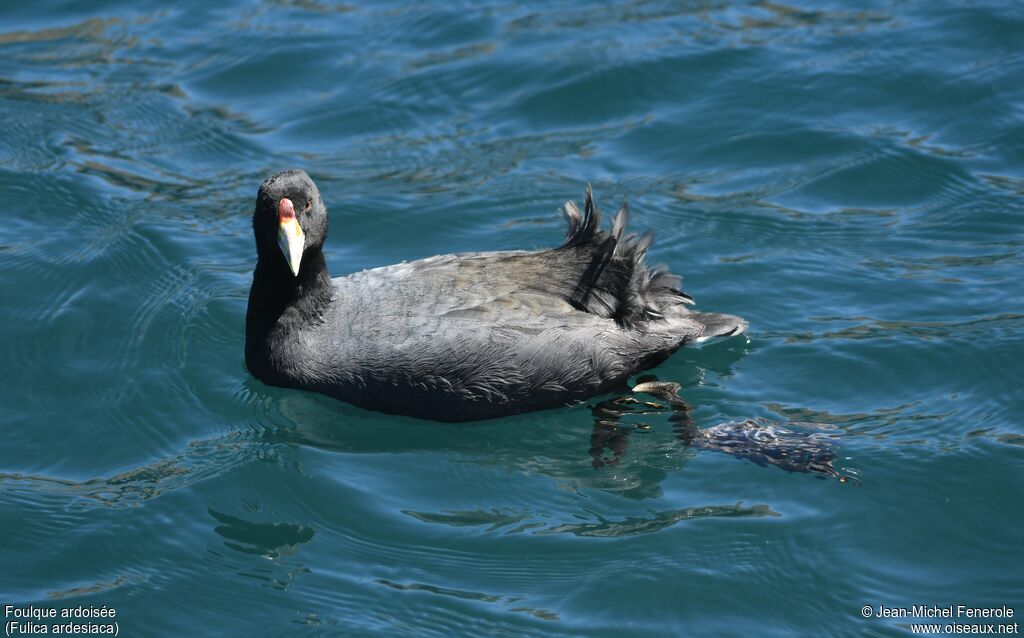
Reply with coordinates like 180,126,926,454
245,170,746,422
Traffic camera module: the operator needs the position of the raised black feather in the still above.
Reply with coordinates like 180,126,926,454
557,184,693,327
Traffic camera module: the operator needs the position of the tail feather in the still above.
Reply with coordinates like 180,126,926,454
688,312,748,342
557,185,738,335
559,185,695,327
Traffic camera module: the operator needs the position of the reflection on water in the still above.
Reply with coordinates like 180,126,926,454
376,579,560,622
0,431,258,508
405,502,780,538
0,367,854,523
590,376,851,481
776,313,1024,343
535,503,781,537
46,573,149,600
209,508,314,558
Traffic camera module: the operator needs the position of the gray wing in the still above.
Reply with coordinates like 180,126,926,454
313,253,694,421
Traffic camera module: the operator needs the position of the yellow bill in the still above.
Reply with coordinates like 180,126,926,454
277,197,305,276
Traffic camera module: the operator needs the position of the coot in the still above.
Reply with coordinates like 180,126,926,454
245,170,746,422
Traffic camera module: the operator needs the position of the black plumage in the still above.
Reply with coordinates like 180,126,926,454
245,170,746,422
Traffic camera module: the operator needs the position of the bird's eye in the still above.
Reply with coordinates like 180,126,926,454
304,200,312,211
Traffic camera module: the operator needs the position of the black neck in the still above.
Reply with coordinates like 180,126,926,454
245,248,332,370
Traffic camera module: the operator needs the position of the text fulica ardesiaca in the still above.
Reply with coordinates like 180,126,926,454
245,170,746,422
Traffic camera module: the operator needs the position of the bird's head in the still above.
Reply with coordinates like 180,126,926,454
252,169,327,277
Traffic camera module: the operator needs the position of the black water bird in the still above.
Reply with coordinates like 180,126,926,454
245,169,746,422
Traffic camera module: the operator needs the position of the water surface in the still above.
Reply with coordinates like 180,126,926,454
1,0,1022,635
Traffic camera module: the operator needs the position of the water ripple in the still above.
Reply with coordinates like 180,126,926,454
1,0,1022,634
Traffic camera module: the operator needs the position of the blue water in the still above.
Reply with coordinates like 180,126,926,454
1,0,1022,635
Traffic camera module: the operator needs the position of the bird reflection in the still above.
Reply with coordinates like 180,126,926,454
0,378,854,516
590,375,853,482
